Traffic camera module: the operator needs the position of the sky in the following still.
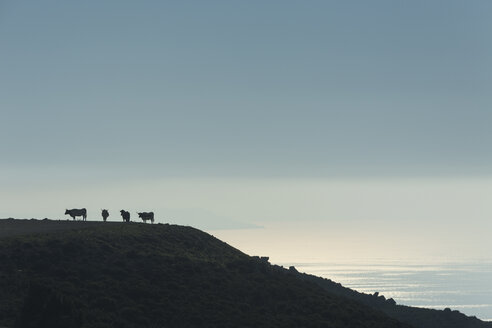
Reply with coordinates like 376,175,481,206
1,1,492,260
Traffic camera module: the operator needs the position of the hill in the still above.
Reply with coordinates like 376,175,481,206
1,219,406,328
0,219,489,328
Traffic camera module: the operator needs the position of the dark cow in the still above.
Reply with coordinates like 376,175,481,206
137,212,154,224
120,210,130,223
101,209,109,222
65,208,87,221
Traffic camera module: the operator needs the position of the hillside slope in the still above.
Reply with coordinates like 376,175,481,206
294,263,492,328
0,220,408,328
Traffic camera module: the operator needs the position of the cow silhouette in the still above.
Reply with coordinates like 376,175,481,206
65,208,87,221
101,209,109,222
137,212,154,224
120,210,130,222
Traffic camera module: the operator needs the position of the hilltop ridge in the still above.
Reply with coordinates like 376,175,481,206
0,219,404,328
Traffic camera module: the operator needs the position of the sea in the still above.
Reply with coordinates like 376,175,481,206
278,259,492,321
211,227,492,322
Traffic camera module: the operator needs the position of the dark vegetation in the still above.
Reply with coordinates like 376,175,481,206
0,220,407,328
0,219,489,328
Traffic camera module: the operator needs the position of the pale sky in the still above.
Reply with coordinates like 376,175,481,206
1,1,491,259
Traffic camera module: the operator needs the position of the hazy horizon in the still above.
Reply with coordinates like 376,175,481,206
1,1,492,265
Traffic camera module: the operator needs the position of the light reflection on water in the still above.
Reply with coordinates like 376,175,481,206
280,260,492,321
209,226,492,321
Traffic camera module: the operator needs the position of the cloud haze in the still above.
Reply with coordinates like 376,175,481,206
1,1,491,236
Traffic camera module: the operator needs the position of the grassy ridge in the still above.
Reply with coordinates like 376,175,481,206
0,221,409,328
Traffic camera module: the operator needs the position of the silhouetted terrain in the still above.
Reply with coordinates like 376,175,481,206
0,218,107,238
295,270,492,328
0,219,488,328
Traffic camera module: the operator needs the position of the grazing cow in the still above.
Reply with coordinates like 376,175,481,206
137,212,154,224
101,209,109,222
120,210,130,223
65,208,87,221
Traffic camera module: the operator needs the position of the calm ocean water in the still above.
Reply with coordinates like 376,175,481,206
280,260,492,321
210,225,492,321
